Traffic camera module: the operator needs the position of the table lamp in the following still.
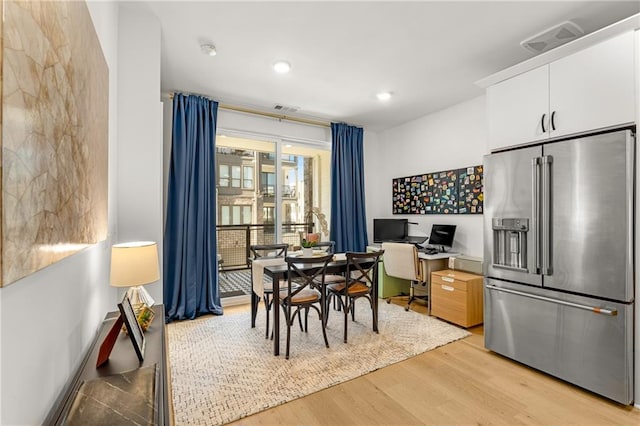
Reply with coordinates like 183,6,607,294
110,241,160,310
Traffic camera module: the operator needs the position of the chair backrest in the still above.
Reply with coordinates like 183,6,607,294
284,254,334,297
250,243,288,260
345,250,384,290
314,241,335,254
380,242,423,282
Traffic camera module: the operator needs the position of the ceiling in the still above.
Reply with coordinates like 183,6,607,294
142,1,639,132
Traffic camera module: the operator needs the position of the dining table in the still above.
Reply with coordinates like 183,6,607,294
253,252,380,356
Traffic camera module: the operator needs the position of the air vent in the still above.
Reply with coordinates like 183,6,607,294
520,21,584,54
273,104,299,113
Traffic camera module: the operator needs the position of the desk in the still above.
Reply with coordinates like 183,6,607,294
263,256,379,356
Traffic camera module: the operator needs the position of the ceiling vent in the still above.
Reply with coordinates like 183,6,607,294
520,21,584,54
273,104,299,113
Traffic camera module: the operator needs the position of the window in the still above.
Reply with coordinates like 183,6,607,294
231,166,241,188
243,166,254,189
220,205,252,225
219,165,229,187
261,172,275,195
263,207,274,224
219,165,242,187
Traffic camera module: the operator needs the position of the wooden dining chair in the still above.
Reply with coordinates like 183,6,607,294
279,253,334,359
326,250,384,343
250,243,288,339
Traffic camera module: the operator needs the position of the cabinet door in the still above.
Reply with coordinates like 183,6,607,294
487,65,549,151
549,31,635,138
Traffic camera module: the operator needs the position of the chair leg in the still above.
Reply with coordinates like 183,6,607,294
368,296,379,333
319,302,330,348
285,304,292,360
324,293,332,326
351,298,356,322
264,294,271,339
304,306,309,332
343,295,349,343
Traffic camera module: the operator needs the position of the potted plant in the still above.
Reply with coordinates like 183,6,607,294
301,233,319,257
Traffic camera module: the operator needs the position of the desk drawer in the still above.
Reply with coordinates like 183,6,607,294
431,274,467,292
431,283,467,325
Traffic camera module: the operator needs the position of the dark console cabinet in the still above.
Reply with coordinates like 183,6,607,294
45,305,170,425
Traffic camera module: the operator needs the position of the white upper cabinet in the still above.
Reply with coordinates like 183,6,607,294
549,31,635,139
487,31,635,151
487,66,549,150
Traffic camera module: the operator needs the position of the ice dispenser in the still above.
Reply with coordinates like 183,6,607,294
492,218,528,272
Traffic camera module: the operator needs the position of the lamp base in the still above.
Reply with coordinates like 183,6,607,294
126,285,155,310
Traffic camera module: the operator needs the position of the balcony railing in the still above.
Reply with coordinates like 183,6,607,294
217,222,313,270
260,185,296,198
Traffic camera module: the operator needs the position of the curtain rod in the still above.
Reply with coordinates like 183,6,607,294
168,92,331,128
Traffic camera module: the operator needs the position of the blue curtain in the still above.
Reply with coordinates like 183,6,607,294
330,122,369,252
164,93,223,322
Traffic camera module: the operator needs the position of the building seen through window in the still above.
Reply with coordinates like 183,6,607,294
215,136,330,274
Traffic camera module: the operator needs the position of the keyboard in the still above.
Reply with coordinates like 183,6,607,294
419,247,441,255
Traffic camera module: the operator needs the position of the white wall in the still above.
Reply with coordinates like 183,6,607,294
365,95,489,257
0,2,119,424
117,3,163,304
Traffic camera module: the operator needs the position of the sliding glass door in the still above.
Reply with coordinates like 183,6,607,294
216,135,330,299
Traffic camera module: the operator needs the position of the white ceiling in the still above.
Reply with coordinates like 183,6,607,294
142,1,640,132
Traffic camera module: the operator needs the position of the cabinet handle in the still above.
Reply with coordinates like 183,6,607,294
551,111,556,131
442,276,454,283
541,113,546,133
441,284,454,292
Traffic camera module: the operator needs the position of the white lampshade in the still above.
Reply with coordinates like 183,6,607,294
110,241,159,307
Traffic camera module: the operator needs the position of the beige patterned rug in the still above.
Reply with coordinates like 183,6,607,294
167,300,470,425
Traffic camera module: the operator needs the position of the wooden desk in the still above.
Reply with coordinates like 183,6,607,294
45,305,169,425
431,269,484,327
264,256,379,356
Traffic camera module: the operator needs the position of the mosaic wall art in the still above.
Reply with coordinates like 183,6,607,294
392,165,483,215
1,0,108,286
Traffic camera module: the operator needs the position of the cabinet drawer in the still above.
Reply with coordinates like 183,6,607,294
431,283,467,325
431,274,467,292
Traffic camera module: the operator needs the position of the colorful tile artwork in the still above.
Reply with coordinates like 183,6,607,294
392,165,483,215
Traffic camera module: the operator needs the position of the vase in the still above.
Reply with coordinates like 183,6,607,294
302,247,313,257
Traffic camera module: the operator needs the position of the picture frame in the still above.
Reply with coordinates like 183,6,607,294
118,294,146,362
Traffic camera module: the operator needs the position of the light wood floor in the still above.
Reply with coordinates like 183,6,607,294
223,298,639,425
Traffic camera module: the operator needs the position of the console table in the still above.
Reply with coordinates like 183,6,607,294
45,305,170,425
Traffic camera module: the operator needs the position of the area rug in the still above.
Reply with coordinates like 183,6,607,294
167,300,471,425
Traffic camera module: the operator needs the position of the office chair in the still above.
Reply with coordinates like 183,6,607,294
381,242,427,312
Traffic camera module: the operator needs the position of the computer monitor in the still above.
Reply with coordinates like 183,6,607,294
373,218,408,243
427,224,456,251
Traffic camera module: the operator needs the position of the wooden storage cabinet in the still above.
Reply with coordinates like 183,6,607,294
430,270,483,328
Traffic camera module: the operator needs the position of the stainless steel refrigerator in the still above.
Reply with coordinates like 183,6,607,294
483,128,635,404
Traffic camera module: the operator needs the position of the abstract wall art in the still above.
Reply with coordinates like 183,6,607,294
1,0,108,286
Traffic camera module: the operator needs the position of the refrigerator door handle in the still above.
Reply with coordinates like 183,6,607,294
486,285,618,316
541,155,553,275
531,157,541,274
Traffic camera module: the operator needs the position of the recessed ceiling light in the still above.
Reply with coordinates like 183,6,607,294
200,43,217,57
273,60,291,74
376,92,392,101
284,144,293,148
